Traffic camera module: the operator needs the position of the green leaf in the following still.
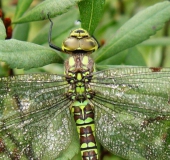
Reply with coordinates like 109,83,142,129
94,1,170,63
140,38,170,46
13,23,30,41
0,39,63,69
0,19,6,40
96,50,127,66
96,65,136,70
13,0,83,23
124,48,146,66
32,9,79,44
14,0,33,20
78,0,105,34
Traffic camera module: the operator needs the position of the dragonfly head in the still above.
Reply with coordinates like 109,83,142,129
62,28,98,53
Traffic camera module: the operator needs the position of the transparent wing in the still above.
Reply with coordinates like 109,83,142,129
90,67,170,159
0,74,75,159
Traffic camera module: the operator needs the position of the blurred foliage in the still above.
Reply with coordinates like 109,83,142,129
0,0,170,159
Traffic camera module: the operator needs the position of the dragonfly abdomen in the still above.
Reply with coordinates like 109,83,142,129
71,100,98,160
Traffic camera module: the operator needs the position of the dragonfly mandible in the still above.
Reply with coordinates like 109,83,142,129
0,15,170,160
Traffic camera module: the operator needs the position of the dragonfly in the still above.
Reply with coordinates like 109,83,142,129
0,15,170,160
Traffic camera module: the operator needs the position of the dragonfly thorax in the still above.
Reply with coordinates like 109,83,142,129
62,28,98,53
65,54,95,101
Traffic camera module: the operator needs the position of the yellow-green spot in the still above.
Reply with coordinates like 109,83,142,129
69,57,75,66
68,89,74,93
77,73,82,80
69,72,73,76
85,79,88,82
76,87,85,93
81,143,87,148
72,96,75,100
91,124,95,131
77,82,82,86
83,71,89,76
85,117,93,123
88,142,95,147
82,56,88,65
76,87,81,93
87,95,91,98
76,119,85,125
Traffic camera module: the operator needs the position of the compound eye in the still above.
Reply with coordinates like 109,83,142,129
79,38,98,51
63,37,79,51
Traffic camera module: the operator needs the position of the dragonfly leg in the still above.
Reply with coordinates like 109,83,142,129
47,13,63,52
